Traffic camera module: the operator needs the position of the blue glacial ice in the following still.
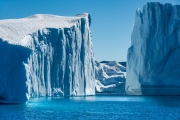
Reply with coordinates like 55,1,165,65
126,2,180,95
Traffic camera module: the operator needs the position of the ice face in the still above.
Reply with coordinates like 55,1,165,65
126,2,180,95
95,61,126,94
0,13,95,103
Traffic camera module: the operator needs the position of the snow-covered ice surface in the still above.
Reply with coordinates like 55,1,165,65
95,61,126,94
0,13,95,103
126,2,180,95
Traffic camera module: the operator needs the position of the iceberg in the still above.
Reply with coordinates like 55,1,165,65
0,13,95,103
126,2,180,95
95,61,126,94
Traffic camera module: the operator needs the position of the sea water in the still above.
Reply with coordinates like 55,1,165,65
0,96,180,119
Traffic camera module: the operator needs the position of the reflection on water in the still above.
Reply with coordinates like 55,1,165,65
0,96,180,119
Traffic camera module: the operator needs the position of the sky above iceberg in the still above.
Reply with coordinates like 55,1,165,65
0,0,179,61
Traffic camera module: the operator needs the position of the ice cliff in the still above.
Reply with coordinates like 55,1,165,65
0,13,95,103
95,61,126,94
126,2,180,95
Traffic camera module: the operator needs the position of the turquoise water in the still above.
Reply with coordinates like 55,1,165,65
0,96,180,120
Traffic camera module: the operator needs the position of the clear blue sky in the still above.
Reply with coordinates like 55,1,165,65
0,0,179,61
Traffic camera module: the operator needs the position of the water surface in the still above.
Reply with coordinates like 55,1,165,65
0,96,180,119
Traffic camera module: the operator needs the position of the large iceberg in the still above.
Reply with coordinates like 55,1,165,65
95,61,126,94
0,13,95,103
126,2,180,95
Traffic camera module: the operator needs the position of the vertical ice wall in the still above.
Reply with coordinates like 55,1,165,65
126,2,180,95
0,13,95,103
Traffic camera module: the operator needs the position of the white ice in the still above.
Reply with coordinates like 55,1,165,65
95,61,126,94
0,13,95,103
